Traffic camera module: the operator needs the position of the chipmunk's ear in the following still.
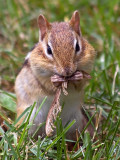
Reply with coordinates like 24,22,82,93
38,15,51,41
69,10,81,36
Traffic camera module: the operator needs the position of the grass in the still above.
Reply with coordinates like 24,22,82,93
0,0,120,159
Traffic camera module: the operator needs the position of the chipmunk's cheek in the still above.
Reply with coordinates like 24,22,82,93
36,68,52,77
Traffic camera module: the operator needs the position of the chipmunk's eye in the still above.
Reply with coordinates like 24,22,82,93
75,42,80,53
47,45,53,55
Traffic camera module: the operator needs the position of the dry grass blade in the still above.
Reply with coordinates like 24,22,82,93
92,107,102,141
62,82,68,95
76,129,80,151
45,88,62,136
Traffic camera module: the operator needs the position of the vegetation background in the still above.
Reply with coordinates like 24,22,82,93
0,0,120,159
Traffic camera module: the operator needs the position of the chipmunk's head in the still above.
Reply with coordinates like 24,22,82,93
29,11,96,78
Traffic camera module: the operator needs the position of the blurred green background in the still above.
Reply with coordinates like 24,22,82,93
0,1,120,159
0,0,120,104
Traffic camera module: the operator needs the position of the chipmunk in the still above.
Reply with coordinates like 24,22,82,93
15,11,96,141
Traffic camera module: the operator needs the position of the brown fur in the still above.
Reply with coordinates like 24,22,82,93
15,11,96,140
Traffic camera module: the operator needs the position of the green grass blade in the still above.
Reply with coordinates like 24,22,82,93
41,120,76,157
17,102,36,149
4,134,18,159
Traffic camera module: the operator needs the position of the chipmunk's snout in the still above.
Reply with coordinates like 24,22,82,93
61,67,76,77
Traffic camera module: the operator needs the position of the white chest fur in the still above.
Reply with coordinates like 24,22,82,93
29,88,84,138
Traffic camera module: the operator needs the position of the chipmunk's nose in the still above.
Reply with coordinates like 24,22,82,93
65,67,72,76
61,67,75,77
